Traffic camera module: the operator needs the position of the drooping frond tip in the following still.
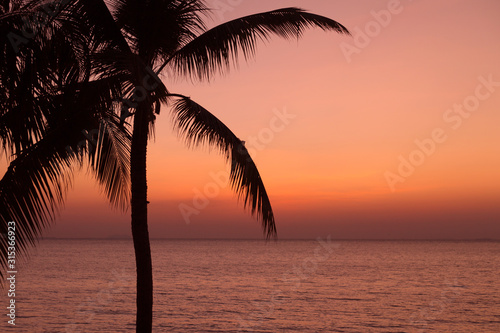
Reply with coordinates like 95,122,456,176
0,141,74,282
90,114,132,211
170,95,276,239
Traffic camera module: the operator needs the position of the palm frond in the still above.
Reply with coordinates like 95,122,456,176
170,94,276,238
0,0,135,286
161,7,350,79
59,0,133,53
0,80,134,281
112,0,206,64
90,113,131,211
57,76,133,210
0,131,75,282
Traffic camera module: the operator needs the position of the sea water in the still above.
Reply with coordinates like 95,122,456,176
1,239,499,332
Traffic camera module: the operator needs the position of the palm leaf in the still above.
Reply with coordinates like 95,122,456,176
0,128,75,282
160,7,350,79
91,113,132,211
0,89,133,282
112,0,206,64
0,63,132,278
170,94,276,238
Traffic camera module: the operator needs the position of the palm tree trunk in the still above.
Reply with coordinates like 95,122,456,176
130,101,153,332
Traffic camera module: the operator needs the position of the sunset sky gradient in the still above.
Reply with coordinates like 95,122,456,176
3,0,499,239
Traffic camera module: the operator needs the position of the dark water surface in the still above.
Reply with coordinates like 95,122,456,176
2,239,499,332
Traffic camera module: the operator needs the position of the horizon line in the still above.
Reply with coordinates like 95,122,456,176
39,237,500,242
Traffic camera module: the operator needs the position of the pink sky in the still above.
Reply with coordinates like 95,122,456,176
3,0,500,239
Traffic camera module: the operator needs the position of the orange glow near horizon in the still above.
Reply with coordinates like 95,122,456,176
2,0,499,239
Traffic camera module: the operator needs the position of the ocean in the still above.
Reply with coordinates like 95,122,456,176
1,239,499,332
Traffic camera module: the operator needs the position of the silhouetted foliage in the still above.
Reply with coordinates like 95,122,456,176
0,1,348,331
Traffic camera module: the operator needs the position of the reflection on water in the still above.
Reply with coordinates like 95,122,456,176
2,239,499,332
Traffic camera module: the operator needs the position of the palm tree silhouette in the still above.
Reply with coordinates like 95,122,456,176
0,1,349,331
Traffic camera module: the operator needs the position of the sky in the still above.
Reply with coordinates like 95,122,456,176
3,0,500,239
